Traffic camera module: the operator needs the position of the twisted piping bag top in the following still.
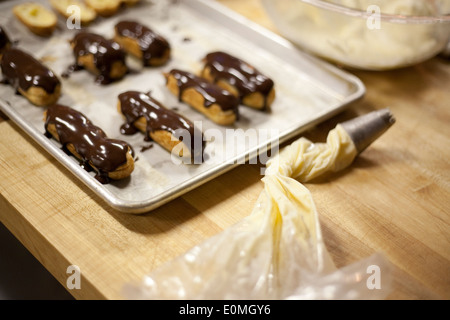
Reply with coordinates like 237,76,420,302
265,108,395,181
123,109,395,300
264,124,358,181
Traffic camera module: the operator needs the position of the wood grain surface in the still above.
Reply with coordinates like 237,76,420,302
0,0,449,300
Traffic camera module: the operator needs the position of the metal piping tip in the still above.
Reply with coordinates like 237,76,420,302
341,108,396,154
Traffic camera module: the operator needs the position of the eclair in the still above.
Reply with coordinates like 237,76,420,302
1,48,61,107
114,20,171,67
118,91,205,162
49,0,97,25
66,32,128,85
201,51,275,111
164,69,239,126
84,0,121,17
44,104,135,184
0,26,11,60
13,2,57,37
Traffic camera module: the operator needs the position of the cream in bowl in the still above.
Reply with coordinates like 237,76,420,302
262,0,450,70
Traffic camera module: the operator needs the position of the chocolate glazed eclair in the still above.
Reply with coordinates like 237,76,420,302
118,91,205,163
1,48,61,107
201,51,275,111
65,31,128,85
114,20,171,67
164,69,239,126
44,104,135,184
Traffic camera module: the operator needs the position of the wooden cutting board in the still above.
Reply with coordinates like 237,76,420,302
0,0,449,300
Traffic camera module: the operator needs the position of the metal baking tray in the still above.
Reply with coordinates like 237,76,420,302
0,0,365,214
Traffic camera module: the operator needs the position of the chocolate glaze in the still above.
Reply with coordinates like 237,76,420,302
0,26,11,56
115,21,170,66
69,32,127,85
140,144,154,153
168,69,239,114
1,48,60,94
203,51,274,110
119,91,205,162
45,104,132,184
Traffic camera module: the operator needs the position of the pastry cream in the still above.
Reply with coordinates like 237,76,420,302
272,0,450,70
125,125,360,299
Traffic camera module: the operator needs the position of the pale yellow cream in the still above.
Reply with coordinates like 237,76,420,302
277,0,450,69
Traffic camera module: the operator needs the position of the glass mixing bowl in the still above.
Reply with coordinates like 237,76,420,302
261,0,450,70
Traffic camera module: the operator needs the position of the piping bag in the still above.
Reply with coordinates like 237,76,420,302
123,109,396,300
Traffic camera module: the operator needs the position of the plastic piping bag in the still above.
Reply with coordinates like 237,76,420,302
123,110,395,300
